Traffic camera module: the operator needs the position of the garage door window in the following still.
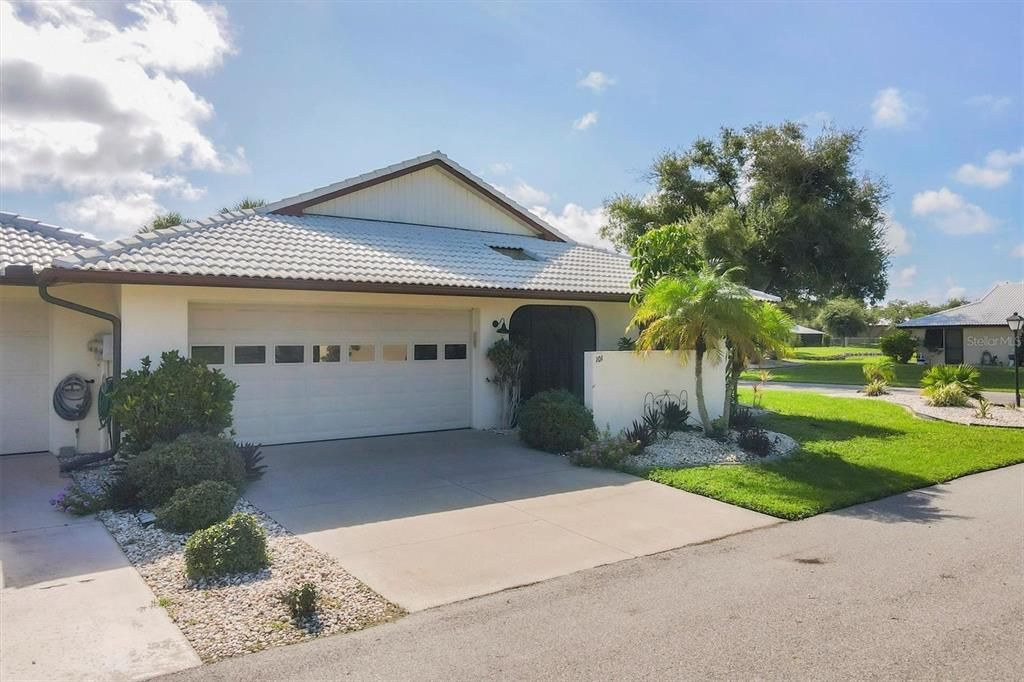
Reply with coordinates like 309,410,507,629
348,344,374,362
275,345,305,364
313,344,341,363
191,345,224,365
414,344,438,360
382,344,407,362
234,345,266,365
444,343,467,360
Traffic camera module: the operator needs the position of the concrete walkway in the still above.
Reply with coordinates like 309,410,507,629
741,380,1013,405
160,464,1024,681
245,430,778,611
0,453,200,682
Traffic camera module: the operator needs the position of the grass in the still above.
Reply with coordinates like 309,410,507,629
742,360,1015,391
648,389,1024,520
791,345,880,360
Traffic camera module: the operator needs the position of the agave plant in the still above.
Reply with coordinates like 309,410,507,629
236,441,267,481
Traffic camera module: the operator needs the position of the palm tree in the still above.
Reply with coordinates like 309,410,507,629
630,262,755,433
721,300,792,426
139,211,187,234
220,198,265,213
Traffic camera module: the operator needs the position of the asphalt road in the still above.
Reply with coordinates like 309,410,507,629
162,465,1024,681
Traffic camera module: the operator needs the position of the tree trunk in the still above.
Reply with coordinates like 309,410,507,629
694,338,713,433
722,349,741,428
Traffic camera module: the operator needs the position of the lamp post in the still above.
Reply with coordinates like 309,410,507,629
1008,312,1024,408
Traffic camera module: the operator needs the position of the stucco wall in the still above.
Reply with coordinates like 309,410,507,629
908,327,1016,366
583,350,727,434
118,284,634,431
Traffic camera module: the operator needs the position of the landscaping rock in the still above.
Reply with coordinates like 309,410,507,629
626,429,798,468
875,393,1024,428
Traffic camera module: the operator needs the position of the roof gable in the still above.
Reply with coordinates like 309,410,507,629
264,152,568,242
898,282,1024,328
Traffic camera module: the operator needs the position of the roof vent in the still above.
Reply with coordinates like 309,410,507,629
489,246,538,262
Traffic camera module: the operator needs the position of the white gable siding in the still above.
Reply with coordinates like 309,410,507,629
302,166,539,237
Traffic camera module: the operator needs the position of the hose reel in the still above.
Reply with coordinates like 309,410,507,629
53,374,93,422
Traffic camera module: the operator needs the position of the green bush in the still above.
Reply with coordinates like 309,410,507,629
109,351,237,454
863,357,896,384
124,433,245,509
863,379,889,396
155,481,239,533
281,582,319,620
921,363,981,399
879,330,916,363
736,427,775,457
926,383,969,407
184,513,270,580
570,431,636,467
518,389,595,453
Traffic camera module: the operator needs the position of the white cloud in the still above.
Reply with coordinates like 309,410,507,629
946,286,967,300
882,212,912,256
896,266,917,288
577,71,616,93
488,162,511,176
58,192,164,234
966,94,1012,115
911,188,999,235
871,87,924,130
954,147,1024,189
497,180,550,206
1012,243,1024,258
0,0,240,238
572,111,599,132
530,203,613,250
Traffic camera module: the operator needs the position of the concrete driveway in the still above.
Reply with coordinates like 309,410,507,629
0,454,200,682
247,430,778,611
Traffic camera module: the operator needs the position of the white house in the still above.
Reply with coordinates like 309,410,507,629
1,152,755,456
898,281,1024,367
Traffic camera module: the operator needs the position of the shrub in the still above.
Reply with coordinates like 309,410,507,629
730,407,758,432
864,379,889,396
622,419,656,452
736,427,775,457
109,351,237,454
879,330,916,363
102,473,140,510
975,397,993,419
155,481,239,533
281,583,319,620
237,442,267,481
570,431,637,467
921,363,981,399
124,433,246,509
926,383,969,407
643,404,664,436
616,336,636,351
863,357,896,384
517,390,596,453
660,401,691,432
184,513,270,580
50,483,105,515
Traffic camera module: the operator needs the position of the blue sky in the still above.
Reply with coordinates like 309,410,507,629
1,1,1021,303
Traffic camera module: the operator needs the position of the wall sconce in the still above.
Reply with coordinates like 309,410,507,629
492,318,510,335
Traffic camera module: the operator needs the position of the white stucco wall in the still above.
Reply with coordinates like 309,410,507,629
117,284,634,432
909,327,1017,366
583,350,727,434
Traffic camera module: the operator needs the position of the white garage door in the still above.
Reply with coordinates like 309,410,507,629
189,304,473,444
0,296,50,454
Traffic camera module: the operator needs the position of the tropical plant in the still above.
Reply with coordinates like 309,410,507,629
863,379,889,397
517,390,595,453
659,401,691,432
975,397,993,419
485,339,528,429
926,383,970,408
736,426,776,458
752,369,772,408
723,300,792,427
139,212,188,234
863,357,896,384
879,330,917,363
616,336,636,351
220,198,266,213
237,442,267,481
630,262,768,433
108,351,237,454
920,364,981,399
623,419,656,452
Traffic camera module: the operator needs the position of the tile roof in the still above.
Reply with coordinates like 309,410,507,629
898,282,1024,328
1,212,101,274
792,324,824,334
54,212,637,297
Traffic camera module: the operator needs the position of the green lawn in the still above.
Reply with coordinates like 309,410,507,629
791,346,880,360
742,360,1015,391
649,390,1024,520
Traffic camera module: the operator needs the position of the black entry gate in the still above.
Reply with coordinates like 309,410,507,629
509,306,596,401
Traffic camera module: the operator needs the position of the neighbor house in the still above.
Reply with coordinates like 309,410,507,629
1,152,775,456
898,281,1023,366
791,324,825,346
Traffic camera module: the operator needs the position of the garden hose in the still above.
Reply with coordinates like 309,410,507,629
98,376,115,443
53,374,93,421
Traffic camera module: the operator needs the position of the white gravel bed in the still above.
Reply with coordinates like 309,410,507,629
876,393,1024,428
71,467,401,662
625,428,799,468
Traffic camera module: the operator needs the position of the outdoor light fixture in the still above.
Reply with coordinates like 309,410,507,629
1008,311,1023,408
492,318,510,335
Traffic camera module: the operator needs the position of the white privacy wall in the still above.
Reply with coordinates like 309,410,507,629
584,350,727,433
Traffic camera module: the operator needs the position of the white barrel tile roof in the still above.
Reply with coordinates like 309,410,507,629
1,212,101,273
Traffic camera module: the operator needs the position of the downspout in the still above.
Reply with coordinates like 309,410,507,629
37,273,122,452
